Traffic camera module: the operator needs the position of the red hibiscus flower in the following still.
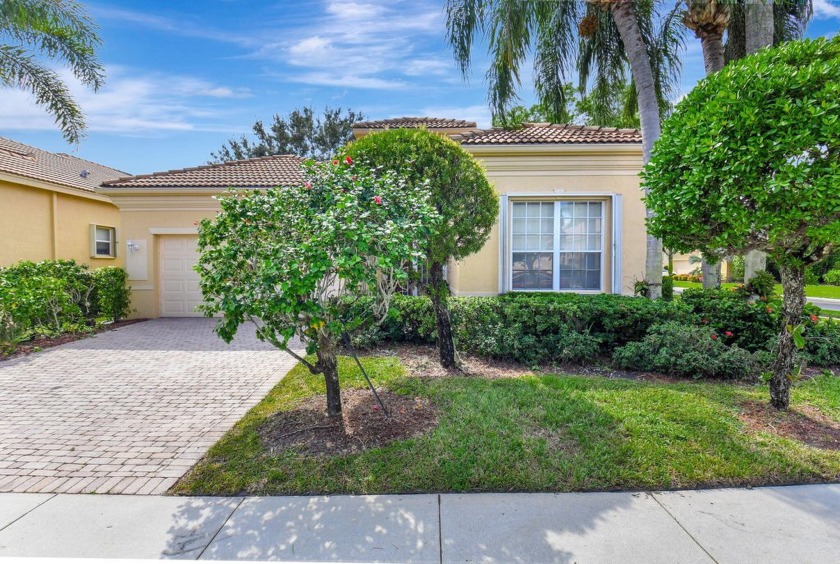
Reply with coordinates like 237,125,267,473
810,314,819,323
373,196,382,205
711,334,718,340
724,331,734,337
332,159,339,165
345,156,353,165
304,181,312,190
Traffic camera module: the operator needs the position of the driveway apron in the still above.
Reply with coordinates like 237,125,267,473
0,319,298,495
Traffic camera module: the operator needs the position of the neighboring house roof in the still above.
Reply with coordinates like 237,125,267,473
455,123,642,145
353,117,478,130
0,137,128,194
101,154,306,189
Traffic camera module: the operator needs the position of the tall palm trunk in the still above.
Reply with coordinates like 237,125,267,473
685,0,729,289
609,0,663,299
743,0,774,283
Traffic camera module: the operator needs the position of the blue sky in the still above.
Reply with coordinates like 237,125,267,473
3,0,839,175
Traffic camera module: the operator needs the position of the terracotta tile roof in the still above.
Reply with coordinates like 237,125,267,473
353,117,478,129
455,123,642,145
0,137,128,194
101,154,307,189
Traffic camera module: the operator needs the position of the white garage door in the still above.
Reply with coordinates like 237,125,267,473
159,236,203,317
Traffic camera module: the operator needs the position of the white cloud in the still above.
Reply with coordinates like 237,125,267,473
325,2,385,20
0,66,247,135
813,0,840,19
258,0,446,89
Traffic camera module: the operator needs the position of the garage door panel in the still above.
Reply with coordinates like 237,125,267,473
159,236,202,317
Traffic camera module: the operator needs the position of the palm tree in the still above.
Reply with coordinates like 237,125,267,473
0,0,104,143
446,0,684,299
683,0,732,289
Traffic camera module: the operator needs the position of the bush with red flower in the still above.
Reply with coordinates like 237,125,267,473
196,159,439,416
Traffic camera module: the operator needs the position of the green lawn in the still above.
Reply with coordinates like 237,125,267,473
174,355,840,496
673,280,840,300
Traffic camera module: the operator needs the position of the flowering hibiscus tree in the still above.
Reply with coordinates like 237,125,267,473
196,158,439,416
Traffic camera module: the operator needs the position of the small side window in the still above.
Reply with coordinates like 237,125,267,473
90,225,117,258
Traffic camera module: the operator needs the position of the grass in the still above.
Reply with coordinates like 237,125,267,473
174,355,840,496
673,280,840,300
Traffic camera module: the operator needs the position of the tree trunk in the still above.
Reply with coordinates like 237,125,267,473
701,257,721,289
700,33,725,74
610,0,662,299
316,331,342,416
744,249,767,284
769,263,806,411
744,0,773,282
428,261,458,369
746,0,774,54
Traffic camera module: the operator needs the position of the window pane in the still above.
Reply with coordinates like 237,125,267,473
527,218,541,232
95,227,111,241
512,252,553,290
526,235,540,250
512,235,527,251
574,202,588,217
96,241,111,255
588,235,601,251
512,218,526,234
541,235,554,249
588,218,602,233
557,252,601,290
590,202,602,217
541,218,554,232
512,203,526,218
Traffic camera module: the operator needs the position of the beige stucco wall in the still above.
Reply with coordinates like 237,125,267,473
0,178,122,268
104,191,220,318
453,144,646,296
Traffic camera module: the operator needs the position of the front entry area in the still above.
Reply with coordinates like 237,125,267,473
159,235,202,317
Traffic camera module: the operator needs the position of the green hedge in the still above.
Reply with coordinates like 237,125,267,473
363,293,693,365
354,290,838,375
612,322,770,379
0,260,131,350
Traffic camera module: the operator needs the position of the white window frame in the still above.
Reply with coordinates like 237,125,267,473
506,198,606,293
90,224,117,258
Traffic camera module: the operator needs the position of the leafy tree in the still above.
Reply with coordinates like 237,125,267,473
0,0,105,143
643,36,840,410
340,129,498,369
495,80,640,129
196,158,438,416
446,0,685,299
211,106,363,162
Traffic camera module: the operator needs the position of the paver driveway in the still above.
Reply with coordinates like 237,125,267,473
0,319,298,495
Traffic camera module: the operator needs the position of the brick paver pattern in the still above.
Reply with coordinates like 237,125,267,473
0,319,298,495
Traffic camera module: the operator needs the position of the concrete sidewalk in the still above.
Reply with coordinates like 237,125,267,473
0,484,838,562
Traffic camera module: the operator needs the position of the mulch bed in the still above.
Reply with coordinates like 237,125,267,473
739,400,840,451
373,343,682,383
1,319,148,362
260,388,438,457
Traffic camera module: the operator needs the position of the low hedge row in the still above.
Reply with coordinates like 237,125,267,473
0,260,131,351
354,290,838,377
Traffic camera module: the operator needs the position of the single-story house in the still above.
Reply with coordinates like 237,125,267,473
99,118,656,319
0,137,126,268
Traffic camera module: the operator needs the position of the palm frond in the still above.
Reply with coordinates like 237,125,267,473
0,0,104,89
0,44,84,143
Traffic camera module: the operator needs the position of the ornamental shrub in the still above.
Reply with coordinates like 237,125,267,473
744,270,777,300
824,269,840,286
93,267,131,321
679,288,779,351
802,319,840,367
612,322,769,380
